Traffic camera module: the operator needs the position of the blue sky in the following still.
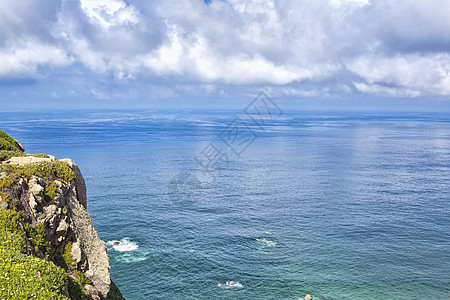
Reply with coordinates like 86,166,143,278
1,0,450,110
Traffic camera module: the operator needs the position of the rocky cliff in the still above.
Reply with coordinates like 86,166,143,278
0,130,124,300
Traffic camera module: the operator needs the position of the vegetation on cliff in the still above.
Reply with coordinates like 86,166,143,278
0,176,89,299
0,131,124,299
0,130,23,152
0,209,70,299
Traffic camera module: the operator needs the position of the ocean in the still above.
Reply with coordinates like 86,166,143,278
1,109,449,299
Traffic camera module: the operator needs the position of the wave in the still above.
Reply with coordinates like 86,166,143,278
113,252,149,263
107,238,139,252
256,238,277,246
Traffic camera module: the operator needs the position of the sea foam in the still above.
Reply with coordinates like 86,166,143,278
107,238,139,252
256,238,277,246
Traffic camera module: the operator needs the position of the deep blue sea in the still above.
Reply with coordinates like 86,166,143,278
1,109,449,300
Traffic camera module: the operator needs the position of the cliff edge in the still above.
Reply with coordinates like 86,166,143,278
0,130,124,300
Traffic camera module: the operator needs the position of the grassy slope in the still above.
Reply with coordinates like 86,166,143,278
0,209,69,299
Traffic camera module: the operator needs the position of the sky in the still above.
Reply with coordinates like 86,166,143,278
1,0,450,110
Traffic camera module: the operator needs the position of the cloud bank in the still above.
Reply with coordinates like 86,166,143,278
1,0,450,100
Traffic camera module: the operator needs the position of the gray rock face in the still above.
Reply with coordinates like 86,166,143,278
60,159,87,209
11,158,120,300
64,180,111,298
29,176,45,205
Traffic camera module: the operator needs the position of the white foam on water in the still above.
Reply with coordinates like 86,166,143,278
107,238,139,252
218,281,243,289
114,252,148,263
256,238,277,246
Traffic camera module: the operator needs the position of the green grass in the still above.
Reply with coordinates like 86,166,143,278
0,209,86,299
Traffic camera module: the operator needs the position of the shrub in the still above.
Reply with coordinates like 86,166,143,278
0,138,17,151
0,177,13,189
0,209,85,299
0,131,22,152
10,199,19,211
62,242,75,269
0,150,26,161
0,253,69,300
23,222,56,259
0,165,14,175
0,192,11,204
0,209,26,255
45,181,59,202
0,131,17,148
1,161,75,183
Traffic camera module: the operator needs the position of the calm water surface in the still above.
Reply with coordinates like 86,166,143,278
1,109,449,299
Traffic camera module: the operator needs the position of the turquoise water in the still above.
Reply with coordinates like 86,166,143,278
1,110,449,299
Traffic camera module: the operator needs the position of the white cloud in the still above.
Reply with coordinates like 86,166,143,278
0,38,72,76
347,54,450,96
353,83,422,98
80,0,140,28
329,0,370,8
0,0,450,99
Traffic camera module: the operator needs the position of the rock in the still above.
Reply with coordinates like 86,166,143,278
28,194,38,212
17,177,25,188
57,235,65,244
44,204,58,218
107,280,125,300
14,141,25,152
71,241,82,265
56,218,69,236
5,156,52,166
0,133,124,299
0,172,7,179
84,284,101,300
62,170,111,298
304,295,312,300
29,176,45,205
60,159,87,208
